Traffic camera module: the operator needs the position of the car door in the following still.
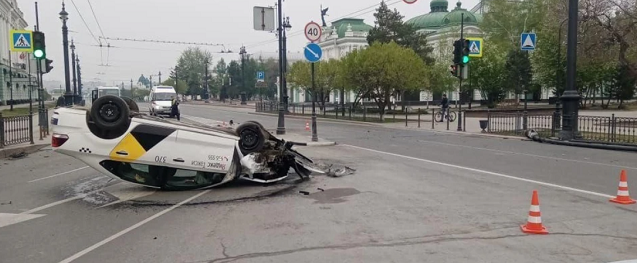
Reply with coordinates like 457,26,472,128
174,129,236,173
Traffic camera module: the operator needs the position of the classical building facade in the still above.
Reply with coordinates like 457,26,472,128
0,0,36,106
285,0,553,106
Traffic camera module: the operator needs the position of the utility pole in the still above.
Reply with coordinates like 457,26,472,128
158,71,162,83
130,79,133,100
275,0,286,135
204,59,209,103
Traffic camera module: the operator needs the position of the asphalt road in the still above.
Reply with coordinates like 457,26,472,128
0,102,635,263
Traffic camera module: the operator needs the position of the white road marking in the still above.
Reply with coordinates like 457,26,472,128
343,144,615,199
19,183,122,215
0,213,46,228
98,184,157,208
418,140,637,170
58,189,211,263
28,166,90,183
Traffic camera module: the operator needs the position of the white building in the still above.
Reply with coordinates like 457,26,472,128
0,0,37,106
284,0,553,106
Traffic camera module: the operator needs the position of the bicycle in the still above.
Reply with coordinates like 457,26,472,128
435,107,456,122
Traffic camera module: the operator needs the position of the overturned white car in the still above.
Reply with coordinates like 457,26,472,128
50,95,323,190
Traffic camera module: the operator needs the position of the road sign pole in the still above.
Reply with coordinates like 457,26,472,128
457,13,464,132
311,62,318,142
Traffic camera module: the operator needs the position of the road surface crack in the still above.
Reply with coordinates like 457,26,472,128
202,231,637,263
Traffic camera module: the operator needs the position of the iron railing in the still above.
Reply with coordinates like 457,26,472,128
485,111,637,145
0,113,33,147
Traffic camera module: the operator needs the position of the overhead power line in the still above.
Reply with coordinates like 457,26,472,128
99,36,229,51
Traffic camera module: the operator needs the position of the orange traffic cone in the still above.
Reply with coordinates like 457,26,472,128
610,170,636,205
305,121,310,131
520,190,548,234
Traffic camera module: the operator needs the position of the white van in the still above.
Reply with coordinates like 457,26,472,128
149,86,177,116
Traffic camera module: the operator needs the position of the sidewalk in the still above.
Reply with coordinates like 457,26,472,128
181,115,335,146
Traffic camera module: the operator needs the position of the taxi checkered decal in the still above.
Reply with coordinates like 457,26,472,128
109,124,176,162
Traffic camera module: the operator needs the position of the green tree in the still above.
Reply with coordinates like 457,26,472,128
175,47,213,97
287,59,340,109
345,41,428,120
504,49,533,103
471,44,508,108
367,1,434,64
161,78,188,95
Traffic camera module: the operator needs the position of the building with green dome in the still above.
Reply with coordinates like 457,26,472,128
287,1,488,105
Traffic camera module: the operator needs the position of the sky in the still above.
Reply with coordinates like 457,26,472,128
16,0,481,86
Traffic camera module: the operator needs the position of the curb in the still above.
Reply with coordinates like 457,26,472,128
291,141,337,147
0,143,49,159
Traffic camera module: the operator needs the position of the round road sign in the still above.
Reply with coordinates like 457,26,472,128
304,21,322,42
403,0,417,4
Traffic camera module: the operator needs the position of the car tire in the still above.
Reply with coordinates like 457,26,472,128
236,122,266,155
241,121,272,140
90,95,131,133
121,96,139,112
86,110,129,140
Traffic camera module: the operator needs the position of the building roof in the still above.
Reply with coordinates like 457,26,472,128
406,0,482,31
330,18,372,38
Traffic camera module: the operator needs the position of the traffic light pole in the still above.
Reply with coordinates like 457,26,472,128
457,13,464,132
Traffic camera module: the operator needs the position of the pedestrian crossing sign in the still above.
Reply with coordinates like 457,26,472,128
466,37,483,58
10,30,33,53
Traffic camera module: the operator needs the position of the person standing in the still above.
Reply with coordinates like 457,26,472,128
170,96,180,121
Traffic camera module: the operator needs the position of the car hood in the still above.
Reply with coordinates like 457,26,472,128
153,100,172,107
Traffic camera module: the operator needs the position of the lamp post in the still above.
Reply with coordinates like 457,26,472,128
275,0,286,135
282,16,291,111
560,0,581,140
239,46,247,105
76,55,83,103
204,59,209,103
70,40,77,104
59,3,72,106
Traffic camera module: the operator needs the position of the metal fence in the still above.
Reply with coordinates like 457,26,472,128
255,101,467,130
485,111,637,145
0,113,33,147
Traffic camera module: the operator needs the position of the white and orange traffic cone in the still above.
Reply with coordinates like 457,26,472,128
610,170,636,205
305,121,310,131
520,190,548,234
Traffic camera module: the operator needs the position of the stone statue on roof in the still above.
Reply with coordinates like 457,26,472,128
321,5,329,27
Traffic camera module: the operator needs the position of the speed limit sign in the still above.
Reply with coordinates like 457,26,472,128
304,21,322,42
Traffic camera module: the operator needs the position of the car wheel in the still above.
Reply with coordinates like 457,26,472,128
90,95,131,132
241,121,273,140
121,96,139,113
236,122,266,155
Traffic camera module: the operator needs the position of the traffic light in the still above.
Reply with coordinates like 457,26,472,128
32,31,46,59
449,64,458,77
461,38,470,64
452,40,462,65
44,59,53,74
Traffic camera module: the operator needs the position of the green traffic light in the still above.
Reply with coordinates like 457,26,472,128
34,50,44,58
462,55,469,64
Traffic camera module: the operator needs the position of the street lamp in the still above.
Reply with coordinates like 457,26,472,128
282,16,291,111
204,59,210,103
59,3,73,106
70,40,77,104
240,46,247,105
560,0,581,140
275,0,286,135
